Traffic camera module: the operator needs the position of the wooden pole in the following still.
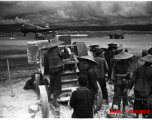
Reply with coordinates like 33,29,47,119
7,59,15,97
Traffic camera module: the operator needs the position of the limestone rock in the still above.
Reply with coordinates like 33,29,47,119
29,113,35,118
28,105,39,113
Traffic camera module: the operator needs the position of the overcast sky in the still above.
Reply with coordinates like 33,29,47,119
0,1,152,26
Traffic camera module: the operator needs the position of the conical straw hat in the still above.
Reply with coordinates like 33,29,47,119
77,55,98,65
139,54,152,63
113,51,134,60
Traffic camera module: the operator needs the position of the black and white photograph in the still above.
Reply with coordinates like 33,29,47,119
1,0,152,118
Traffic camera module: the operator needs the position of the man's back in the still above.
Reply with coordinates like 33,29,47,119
129,65,152,92
69,87,94,118
94,57,108,78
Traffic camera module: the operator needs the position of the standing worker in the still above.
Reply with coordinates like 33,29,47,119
77,55,99,95
42,38,70,107
69,74,95,118
77,55,101,113
94,48,109,105
109,45,124,84
104,43,117,82
111,51,134,114
124,54,152,118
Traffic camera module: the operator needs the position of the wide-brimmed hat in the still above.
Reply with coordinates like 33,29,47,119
139,54,152,63
41,37,64,49
77,55,98,65
113,51,134,60
107,42,117,47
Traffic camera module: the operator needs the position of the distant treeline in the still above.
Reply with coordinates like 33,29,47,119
0,24,152,32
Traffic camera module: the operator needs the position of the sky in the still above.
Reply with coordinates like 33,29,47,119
0,1,152,26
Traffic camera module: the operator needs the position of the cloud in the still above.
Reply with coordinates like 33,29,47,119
0,16,30,24
0,1,152,26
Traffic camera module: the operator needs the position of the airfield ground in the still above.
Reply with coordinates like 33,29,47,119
0,32,151,118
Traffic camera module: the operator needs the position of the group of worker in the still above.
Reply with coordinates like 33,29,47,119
42,38,152,118
86,42,152,118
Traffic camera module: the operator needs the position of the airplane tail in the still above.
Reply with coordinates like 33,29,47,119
45,23,50,28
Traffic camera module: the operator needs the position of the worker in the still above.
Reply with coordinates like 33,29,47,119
77,55,99,95
124,54,152,118
104,42,117,82
77,55,100,113
42,38,70,107
111,51,134,114
69,74,95,118
109,45,124,84
93,48,109,105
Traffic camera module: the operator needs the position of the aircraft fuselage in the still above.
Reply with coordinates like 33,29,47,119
21,23,44,33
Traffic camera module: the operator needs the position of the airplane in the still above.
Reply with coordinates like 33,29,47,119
15,23,65,39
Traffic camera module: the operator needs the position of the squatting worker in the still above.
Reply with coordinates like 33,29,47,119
42,38,70,107
124,54,152,118
69,74,95,118
94,48,109,105
111,51,134,114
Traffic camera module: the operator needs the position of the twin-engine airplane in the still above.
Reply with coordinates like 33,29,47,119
17,23,65,39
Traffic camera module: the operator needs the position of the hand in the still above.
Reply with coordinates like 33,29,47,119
122,79,126,82
123,88,128,95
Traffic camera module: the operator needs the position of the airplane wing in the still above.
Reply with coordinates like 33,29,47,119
39,27,65,32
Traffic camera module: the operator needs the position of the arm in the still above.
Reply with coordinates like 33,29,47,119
69,91,76,108
56,47,70,59
88,69,98,94
111,63,116,81
126,70,137,90
104,58,109,72
111,67,115,81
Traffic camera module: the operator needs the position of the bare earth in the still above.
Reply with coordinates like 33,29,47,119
0,34,151,118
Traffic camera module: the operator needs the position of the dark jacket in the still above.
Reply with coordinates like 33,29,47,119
109,58,119,79
69,87,94,118
111,60,131,85
86,68,98,94
94,57,108,78
48,46,69,73
127,64,152,92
